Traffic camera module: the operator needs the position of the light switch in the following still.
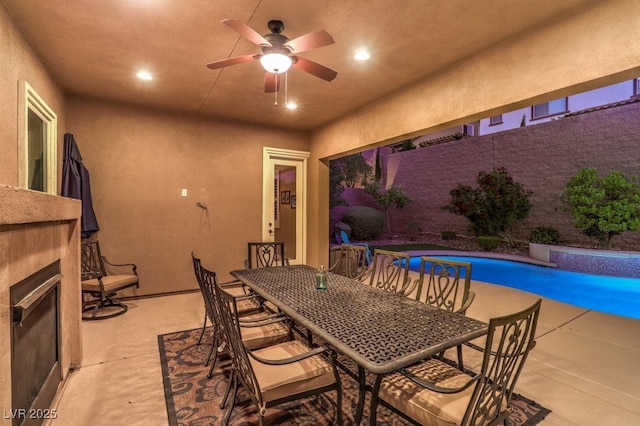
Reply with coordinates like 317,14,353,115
181,188,188,197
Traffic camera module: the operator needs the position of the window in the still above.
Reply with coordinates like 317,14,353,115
19,82,57,193
531,97,568,120
489,115,503,126
634,78,640,96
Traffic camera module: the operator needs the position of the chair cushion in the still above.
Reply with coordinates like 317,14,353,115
241,321,290,349
250,340,336,403
82,275,138,293
236,297,262,315
379,358,497,426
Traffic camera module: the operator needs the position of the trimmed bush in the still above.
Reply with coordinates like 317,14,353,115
406,220,421,241
477,236,502,251
530,226,560,245
441,231,457,240
341,206,384,240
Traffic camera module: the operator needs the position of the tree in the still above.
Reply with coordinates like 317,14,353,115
329,160,346,208
364,181,412,235
335,153,371,188
564,168,640,248
444,167,532,236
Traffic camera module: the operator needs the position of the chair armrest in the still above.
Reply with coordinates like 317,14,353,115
220,279,251,294
239,314,289,327
455,290,475,315
101,256,138,275
247,345,331,366
400,367,482,394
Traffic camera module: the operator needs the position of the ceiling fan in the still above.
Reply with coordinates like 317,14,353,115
206,19,338,93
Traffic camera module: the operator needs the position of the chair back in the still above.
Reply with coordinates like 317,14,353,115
363,249,413,295
245,241,288,268
463,299,541,425
208,266,262,405
81,240,106,279
330,244,368,279
413,256,474,313
191,253,216,324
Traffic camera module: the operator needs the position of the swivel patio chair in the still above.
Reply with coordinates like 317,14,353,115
412,256,476,370
369,299,541,426
360,249,413,296
245,241,289,268
213,272,343,426
81,240,139,320
328,243,368,279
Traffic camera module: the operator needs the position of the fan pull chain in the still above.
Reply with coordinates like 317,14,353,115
274,73,279,106
284,71,288,106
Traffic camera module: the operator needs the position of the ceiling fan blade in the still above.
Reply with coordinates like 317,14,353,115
292,56,338,81
222,19,272,47
264,72,281,93
206,54,256,70
284,30,335,53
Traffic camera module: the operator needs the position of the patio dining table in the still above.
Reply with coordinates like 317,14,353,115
230,264,488,424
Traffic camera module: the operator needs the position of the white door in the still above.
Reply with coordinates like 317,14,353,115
262,147,308,264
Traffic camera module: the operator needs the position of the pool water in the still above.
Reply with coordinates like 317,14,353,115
409,255,640,319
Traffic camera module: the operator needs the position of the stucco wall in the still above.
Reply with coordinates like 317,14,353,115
0,4,66,188
66,98,309,295
384,101,640,250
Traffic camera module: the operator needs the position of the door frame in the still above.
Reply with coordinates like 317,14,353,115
262,147,309,264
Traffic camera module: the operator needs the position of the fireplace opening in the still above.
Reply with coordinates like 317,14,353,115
10,261,62,426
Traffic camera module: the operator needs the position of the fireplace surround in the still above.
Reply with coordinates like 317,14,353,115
1,185,82,425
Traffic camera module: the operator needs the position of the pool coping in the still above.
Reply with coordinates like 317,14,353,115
403,250,557,268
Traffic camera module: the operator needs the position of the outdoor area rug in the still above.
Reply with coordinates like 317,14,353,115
159,328,551,425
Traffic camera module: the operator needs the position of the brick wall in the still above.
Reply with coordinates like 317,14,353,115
372,101,640,249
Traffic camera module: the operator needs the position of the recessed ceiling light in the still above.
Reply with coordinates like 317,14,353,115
136,70,153,81
354,48,370,61
286,102,298,110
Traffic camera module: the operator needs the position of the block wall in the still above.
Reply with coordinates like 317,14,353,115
377,101,640,249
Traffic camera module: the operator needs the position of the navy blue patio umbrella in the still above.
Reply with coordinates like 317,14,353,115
61,133,99,238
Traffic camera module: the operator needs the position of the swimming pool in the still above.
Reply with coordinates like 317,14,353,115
409,255,640,319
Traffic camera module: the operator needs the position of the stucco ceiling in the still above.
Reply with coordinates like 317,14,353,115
2,0,594,131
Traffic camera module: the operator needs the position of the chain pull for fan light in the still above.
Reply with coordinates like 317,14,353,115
273,72,289,107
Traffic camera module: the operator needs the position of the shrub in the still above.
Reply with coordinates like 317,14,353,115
406,220,421,241
341,206,384,240
530,226,560,245
564,167,640,248
444,167,532,236
441,231,457,240
477,236,502,251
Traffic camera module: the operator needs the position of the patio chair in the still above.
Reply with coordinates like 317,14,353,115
369,299,541,426
245,241,289,268
412,256,476,370
191,252,258,346
328,243,368,279
359,248,413,296
81,240,139,320
337,230,372,265
213,272,344,426
192,254,288,374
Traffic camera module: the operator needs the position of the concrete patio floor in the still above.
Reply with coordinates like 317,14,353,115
47,272,640,425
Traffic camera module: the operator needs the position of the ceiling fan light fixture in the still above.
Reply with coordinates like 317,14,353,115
354,48,370,61
260,53,292,73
